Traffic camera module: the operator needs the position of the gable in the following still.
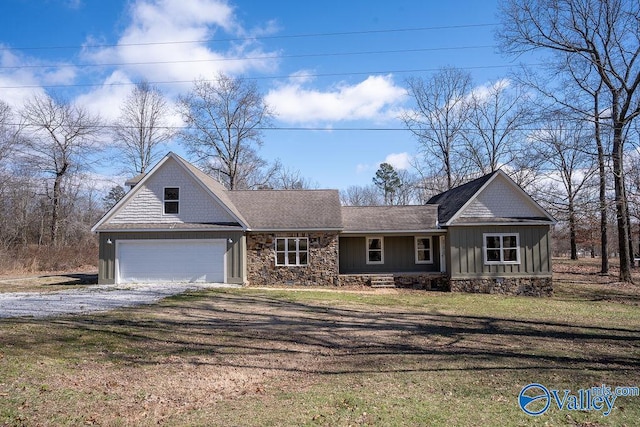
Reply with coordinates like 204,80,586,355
454,173,550,223
103,157,238,226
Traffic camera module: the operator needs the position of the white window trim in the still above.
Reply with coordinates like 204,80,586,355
366,236,384,265
483,233,521,265
415,236,434,264
274,237,309,267
163,186,180,215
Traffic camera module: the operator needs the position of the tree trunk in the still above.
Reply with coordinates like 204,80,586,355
595,117,609,273
612,127,632,281
50,173,62,247
568,197,578,260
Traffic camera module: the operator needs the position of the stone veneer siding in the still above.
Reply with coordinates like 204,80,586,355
449,277,553,297
339,273,449,291
246,232,339,286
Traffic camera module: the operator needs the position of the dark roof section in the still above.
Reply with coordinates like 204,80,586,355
227,190,343,230
426,171,498,224
341,205,439,233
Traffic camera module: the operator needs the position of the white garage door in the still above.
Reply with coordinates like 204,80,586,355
117,239,226,284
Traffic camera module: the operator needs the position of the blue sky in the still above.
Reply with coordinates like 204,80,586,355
0,0,518,190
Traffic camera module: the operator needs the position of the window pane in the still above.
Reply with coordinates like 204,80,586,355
164,187,179,200
504,249,518,261
369,251,382,262
288,253,297,265
417,238,430,250
503,235,517,248
299,252,308,265
298,238,308,250
288,239,297,251
486,236,501,248
487,249,501,262
164,201,179,214
417,250,428,261
368,238,381,250
276,239,285,251
276,252,285,265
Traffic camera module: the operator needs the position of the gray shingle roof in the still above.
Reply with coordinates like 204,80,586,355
426,171,497,224
341,205,439,233
227,190,343,230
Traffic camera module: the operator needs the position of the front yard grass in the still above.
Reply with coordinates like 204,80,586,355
0,259,639,426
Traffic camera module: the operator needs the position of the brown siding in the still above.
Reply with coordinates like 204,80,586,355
98,230,245,284
338,235,441,274
448,225,552,278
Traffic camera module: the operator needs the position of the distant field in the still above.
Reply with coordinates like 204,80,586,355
0,258,638,426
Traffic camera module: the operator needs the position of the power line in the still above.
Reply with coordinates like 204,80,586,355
0,45,495,70
0,64,528,89
0,23,498,52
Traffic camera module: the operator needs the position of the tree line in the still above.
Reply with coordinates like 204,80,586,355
0,0,638,282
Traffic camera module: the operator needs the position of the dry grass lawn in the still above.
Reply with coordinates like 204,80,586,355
0,258,639,426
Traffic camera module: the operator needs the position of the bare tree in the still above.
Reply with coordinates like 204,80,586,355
19,93,102,246
498,0,640,281
268,165,318,189
534,119,597,259
113,81,175,174
0,100,17,165
462,79,531,174
402,67,473,189
340,185,384,206
177,73,275,190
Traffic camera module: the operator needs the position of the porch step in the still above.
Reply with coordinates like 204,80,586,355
370,275,396,288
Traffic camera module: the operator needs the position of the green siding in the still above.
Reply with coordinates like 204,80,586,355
339,235,441,274
448,225,551,279
98,231,245,284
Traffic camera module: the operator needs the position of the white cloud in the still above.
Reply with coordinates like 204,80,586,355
81,0,279,93
383,152,412,170
266,74,407,124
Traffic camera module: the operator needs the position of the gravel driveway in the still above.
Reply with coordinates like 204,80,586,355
0,283,240,318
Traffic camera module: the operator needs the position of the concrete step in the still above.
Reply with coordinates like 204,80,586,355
370,275,396,288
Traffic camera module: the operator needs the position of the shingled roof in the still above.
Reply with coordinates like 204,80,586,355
341,205,439,233
426,171,497,224
227,190,343,231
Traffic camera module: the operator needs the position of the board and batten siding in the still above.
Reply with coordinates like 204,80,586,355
448,225,552,278
108,160,236,225
98,231,245,284
339,235,441,274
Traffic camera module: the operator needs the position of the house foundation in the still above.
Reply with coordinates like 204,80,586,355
449,277,553,297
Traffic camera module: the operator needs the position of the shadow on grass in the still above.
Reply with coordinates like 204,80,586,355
5,291,638,380
38,273,98,286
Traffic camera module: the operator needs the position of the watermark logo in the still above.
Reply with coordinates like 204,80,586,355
518,383,639,417
518,383,551,416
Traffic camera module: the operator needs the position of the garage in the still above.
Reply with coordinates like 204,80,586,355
116,239,226,284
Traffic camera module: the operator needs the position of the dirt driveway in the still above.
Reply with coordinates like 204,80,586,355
0,282,241,318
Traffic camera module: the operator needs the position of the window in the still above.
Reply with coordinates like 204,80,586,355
483,233,520,264
163,187,179,214
366,237,384,264
275,237,308,266
415,236,433,264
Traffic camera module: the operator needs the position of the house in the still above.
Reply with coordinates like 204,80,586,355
92,152,555,296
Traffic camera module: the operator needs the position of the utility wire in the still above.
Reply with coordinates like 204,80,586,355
0,45,495,70
0,23,498,52
0,64,528,89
